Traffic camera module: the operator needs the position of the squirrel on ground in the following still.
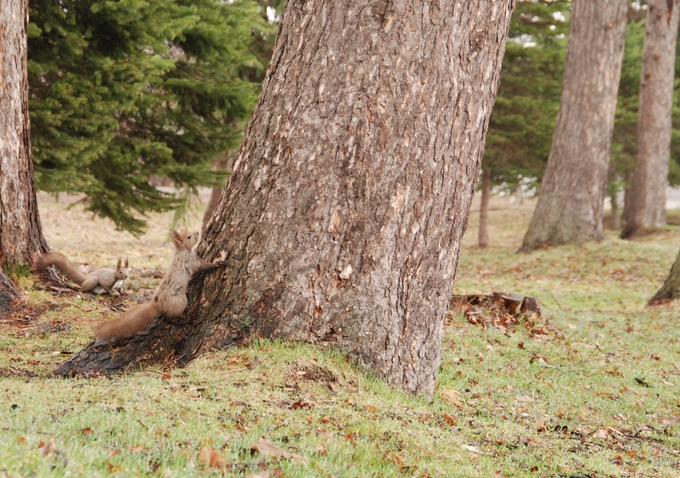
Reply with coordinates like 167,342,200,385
37,252,130,295
93,230,225,340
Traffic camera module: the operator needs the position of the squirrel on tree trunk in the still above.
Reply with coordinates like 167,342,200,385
38,253,130,295
93,230,224,340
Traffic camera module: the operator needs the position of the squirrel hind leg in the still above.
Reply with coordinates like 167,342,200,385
81,276,99,292
158,296,188,317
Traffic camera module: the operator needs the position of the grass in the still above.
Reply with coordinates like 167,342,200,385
1,193,680,477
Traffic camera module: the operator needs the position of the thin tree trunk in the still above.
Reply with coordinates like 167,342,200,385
56,0,516,396
621,0,680,239
479,168,491,248
608,161,621,230
520,0,628,251
201,153,232,233
0,0,49,268
622,169,633,227
610,189,621,230
649,247,680,305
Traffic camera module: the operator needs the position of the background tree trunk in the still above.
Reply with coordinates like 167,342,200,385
479,168,491,248
620,0,680,239
610,190,621,230
201,153,233,233
520,0,628,251
0,0,49,268
57,0,516,396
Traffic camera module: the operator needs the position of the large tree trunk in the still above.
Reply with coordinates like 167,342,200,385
620,0,680,239
520,0,628,252
0,0,49,268
478,168,491,248
56,0,515,396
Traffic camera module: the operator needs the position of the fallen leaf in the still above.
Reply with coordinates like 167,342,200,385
461,444,481,453
198,446,227,469
443,412,456,426
440,389,464,409
38,437,56,456
250,437,306,463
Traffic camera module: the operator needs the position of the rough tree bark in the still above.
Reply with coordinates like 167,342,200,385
56,0,516,396
478,168,491,248
0,0,49,268
520,0,628,251
0,0,49,314
620,0,680,239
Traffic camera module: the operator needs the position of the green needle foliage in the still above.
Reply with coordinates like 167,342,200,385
28,0,271,235
482,0,570,192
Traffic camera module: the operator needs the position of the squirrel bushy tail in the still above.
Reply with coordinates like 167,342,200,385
93,302,159,340
37,252,87,285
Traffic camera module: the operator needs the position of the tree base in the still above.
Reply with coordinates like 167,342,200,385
0,270,21,316
54,317,198,376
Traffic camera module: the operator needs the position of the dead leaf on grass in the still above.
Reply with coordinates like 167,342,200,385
461,444,481,454
290,399,313,410
198,446,227,469
38,437,68,466
246,473,270,478
250,437,306,463
440,389,464,409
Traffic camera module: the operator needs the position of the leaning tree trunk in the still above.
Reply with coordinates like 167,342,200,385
478,168,491,248
56,0,515,396
620,0,680,239
649,247,680,305
520,0,628,252
0,0,49,269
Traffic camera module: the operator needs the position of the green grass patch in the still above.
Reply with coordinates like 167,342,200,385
1,195,680,476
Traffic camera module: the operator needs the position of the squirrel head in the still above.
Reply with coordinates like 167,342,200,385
171,230,200,251
115,257,130,281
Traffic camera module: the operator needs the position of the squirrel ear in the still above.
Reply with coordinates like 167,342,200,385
116,257,122,269
125,257,129,268
171,230,183,247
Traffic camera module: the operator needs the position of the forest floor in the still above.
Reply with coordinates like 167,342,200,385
1,192,680,477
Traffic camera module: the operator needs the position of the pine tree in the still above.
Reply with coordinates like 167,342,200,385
479,0,569,246
28,0,270,234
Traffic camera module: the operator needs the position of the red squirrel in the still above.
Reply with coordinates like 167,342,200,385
93,230,224,340
38,253,130,295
